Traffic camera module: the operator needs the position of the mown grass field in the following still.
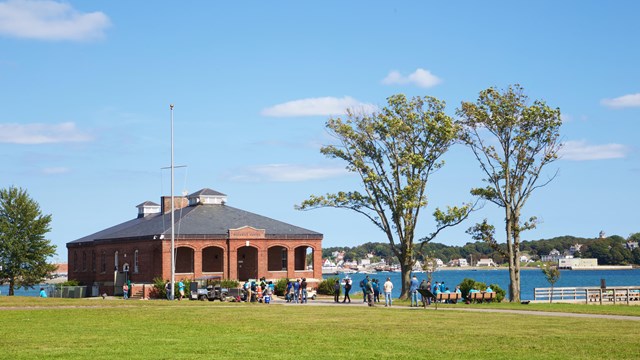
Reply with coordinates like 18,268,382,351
1,297,639,359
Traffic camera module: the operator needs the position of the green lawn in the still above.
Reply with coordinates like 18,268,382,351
1,297,639,359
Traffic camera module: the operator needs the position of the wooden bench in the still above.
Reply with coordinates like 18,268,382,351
436,292,462,303
469,291,495,303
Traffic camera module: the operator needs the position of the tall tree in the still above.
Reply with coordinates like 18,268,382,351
297,94,473,298
0,186,56,295
457,85,562,302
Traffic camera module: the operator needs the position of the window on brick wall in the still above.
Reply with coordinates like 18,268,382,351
114,251,119,272
73,251,78,272
101,251,106,273
282,248,288,270
82,252,87,272
92,251,96,272
134,250,139,274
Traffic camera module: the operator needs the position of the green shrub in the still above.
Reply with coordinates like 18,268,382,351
458,278,476,299
488,283,506,302
473,281,487,291
211,278,240,289
274,278,289,296
152,277,167,299
317,277,339,295
61,280,80,287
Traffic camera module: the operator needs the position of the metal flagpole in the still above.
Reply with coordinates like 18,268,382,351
170,104,175,300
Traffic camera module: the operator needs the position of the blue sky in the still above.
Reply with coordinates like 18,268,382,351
1,1,639,260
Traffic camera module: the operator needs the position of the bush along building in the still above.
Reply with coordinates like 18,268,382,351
67,189,322,297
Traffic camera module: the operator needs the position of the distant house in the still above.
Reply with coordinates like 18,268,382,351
323,259,336,267
626,241,638,251
541,249,571,262
476,258,496,267
448,258,469,267
359,258,371,266
569,244,583,255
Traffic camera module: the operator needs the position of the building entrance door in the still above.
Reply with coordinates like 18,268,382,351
237,246,257,281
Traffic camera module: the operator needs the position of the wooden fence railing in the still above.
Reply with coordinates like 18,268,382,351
534,286,640,305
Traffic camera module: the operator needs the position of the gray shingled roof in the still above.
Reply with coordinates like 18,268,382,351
68,203,321,244
136,201,160,207
189,188,226,197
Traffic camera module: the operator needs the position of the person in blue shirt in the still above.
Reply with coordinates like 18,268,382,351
39,287,47,298
293,279,301,303
409,275,419,307
486,285,493,293
178,280,185,301
439,281,446,293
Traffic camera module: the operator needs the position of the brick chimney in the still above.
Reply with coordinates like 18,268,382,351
161,196,189,214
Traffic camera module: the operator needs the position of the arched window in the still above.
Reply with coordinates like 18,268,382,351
175,247,194,273
267,246,288,271
114,251,119,272
134,250,139,274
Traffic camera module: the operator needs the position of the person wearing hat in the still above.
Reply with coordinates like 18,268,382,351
410,275,419,307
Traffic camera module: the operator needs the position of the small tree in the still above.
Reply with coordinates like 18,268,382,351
0,186,56,295
541,263,561,303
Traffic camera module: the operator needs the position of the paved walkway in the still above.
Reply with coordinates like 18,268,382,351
281,297,640,321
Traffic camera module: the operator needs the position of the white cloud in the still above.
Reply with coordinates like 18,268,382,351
229,164,349,182
382,68,442,88
0,122,93,144
41,166,70,174
601,93,640,109
560,140,628,161
0,0,110,41
261,96,377,117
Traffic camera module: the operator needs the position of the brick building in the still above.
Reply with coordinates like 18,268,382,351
67,188,322,296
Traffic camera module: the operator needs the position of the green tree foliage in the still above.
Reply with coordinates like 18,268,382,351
541,263,561,303
0,186,56,296
581,237,633,265
458,85,562,302
298,94,475,299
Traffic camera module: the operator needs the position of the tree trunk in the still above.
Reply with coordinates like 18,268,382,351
399,259,412,299
9,279,15,296
505,208,517,302
511,210,522,303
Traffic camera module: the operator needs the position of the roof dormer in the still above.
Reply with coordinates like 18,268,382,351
188,188,227,206
136,201,161,218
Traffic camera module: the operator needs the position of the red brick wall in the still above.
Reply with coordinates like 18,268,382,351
68,236,322,295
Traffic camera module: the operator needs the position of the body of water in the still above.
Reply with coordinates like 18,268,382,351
3,269,638,299
323,268,640,300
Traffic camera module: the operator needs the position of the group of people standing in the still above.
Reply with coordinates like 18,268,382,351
333,276,394,307
164,280,185,301
244,277,275,303
284,278,308,303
